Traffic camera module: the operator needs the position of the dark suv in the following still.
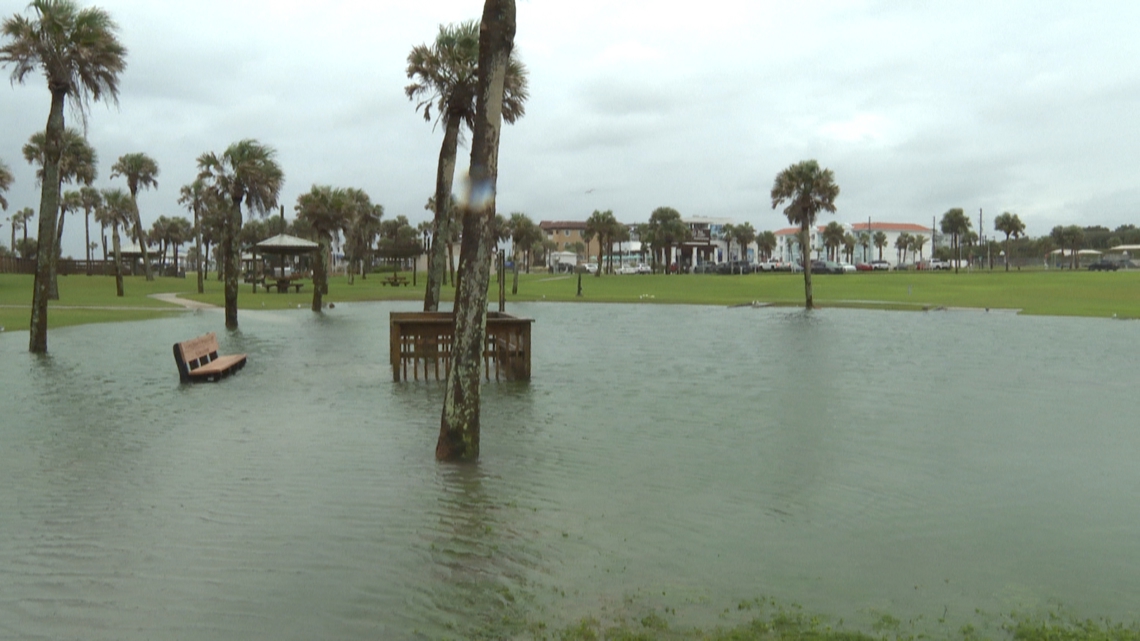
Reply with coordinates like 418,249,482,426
1088,260,1122,271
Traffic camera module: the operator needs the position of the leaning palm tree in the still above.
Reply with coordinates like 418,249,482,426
2,0,126,353
771,160,839,310
110,152,159,281
97,188,131,296
197,139,284,329
437,0,517,462
993,211,1025,272
407,18,528,312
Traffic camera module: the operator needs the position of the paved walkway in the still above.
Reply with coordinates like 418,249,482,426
148,293,218,310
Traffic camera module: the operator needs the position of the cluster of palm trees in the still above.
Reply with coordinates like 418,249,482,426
1,0,128,351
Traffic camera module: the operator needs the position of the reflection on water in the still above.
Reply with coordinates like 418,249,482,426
1,302,1138,639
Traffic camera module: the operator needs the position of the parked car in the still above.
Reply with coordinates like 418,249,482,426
927,258,950,270
717,260,756,275
617,264,639,275
692,263,716,274
855,262,873,271
582,263,598,274
636,263,652,274
1088,260,1121,271
810,260,845,274
840,263,857,273
870,260,890,271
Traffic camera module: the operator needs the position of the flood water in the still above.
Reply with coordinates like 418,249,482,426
1,302,1138,639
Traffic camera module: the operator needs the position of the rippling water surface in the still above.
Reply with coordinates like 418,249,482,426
1,302,1138,639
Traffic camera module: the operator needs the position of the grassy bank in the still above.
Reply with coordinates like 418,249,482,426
3,268,1138,332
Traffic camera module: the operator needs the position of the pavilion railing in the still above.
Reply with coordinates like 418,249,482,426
389,311,533,382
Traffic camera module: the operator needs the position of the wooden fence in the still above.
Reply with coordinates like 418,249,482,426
0,256,136,276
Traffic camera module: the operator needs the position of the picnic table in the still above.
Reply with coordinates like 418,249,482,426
381,274,409,287
263,277,305,293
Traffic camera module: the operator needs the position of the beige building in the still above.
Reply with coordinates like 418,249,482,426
539,220,603,263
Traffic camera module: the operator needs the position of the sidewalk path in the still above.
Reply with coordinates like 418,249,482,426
148,293,219,310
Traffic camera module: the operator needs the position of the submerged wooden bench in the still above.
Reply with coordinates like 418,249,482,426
173,332,247,383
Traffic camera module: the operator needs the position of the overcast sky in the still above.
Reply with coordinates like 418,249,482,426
3,0,1139,257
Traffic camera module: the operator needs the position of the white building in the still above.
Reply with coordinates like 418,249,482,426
774,221,942,265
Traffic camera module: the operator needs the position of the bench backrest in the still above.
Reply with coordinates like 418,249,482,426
176,332,220,371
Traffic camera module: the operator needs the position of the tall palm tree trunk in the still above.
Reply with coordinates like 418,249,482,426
129,195,154,281
312,235,329,312
84,208,92,276
511,248,519,294
424,117,461,311
111,221,124,297
194,207,204,293
801,225,814,309
29,88,67,353
223,198,242,329
438,0,515,462
48,205,67,300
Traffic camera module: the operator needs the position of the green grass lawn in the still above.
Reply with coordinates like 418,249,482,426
2,267,1138,333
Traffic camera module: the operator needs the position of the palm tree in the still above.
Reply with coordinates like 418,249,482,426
12,207,34,252
647,206,688,273
894,232,911,265
912,234,927,263
733,222,756,269
939,208,972,274
165,216,192,275
993,211,1025,271
721,223,736,264
0,158,12,212
197,139,284,329
407,18,528,312
96,188,131,296
110,153,159,281
1050,225,1084,269
756,230,777,261
873,231,888,261
508,211,539,293
770,160,839,309
823,221,845,262
342,188,383,284
438,0,517,462
842,233,857,264
3,0,126,352
584,209,616,277
78,185,100,274
296,185,351,311
178,178,208,293
858,231,871,263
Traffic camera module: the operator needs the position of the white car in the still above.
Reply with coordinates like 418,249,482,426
617,264,638,275
840,263,857,273
635,263,652,274
582,263,598,274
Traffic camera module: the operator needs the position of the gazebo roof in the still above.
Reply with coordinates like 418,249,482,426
255,234,318,254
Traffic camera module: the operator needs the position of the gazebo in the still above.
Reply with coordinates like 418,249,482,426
254,234,319,293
